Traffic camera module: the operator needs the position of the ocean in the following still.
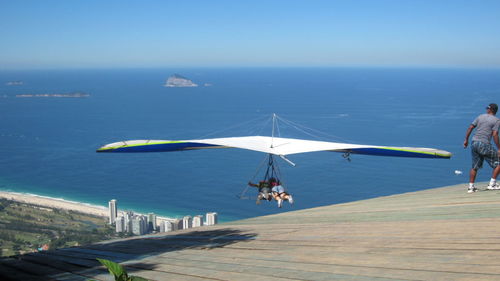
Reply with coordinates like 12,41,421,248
1,67,499,221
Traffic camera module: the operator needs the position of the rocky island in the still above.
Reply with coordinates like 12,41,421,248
164,74,198,87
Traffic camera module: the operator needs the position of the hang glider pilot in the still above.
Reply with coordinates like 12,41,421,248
248,180,272,204
270,178,294,208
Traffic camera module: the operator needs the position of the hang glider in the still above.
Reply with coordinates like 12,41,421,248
96,135,452,160
96,114,451,206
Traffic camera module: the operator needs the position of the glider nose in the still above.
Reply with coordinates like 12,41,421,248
96,146,109,152
96,145,112,152
96,141,124,152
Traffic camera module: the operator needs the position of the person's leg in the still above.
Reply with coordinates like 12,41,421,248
488,164,500,189
469,168,477,183
468,167,479,193
272,192,279,201
272,192,282,207
469,142,482,192
492,148,499,179
281,193,293,203
277,197,283,208
484,145,500,189
256,193,263,204
494,165,500,179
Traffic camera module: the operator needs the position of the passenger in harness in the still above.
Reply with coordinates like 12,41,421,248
270,178,294,208
247,180,272,204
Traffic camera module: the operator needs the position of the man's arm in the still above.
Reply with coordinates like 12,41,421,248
464,124,476,148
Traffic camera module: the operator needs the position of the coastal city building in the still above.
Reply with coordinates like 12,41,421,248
173,219,183,231
115,216,125,233
141,215,148,233
183,216,192,229
206,212,218,226
109,199,217,235
148,213,157,232
131,215,147,235
165,220,174,232
108,199,117,225
193,215,204,227
123,211,133,233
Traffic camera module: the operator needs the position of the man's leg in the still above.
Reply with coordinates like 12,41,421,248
485,147,500,189
469,168,478,183
256,193,263,204
493,152,500,179
494,165,500,179
489,164,500,189
468,168,478,193
469,143,481,192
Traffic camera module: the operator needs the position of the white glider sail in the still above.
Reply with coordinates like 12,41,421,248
97,136,452,159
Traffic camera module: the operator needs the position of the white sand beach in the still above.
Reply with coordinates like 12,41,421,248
0,191,108,217
0,191,178,221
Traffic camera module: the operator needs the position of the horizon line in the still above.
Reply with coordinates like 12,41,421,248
2,64,500,72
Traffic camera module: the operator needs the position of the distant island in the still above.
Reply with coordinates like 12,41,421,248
15,92,90,98
164,74,198,87
5,81,23,86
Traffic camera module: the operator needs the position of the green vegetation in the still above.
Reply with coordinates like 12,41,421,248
0,198,118,257
96,258,149,281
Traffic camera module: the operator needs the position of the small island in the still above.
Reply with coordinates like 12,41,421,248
164,74,198,87
5,81,23,86
15,92,90,98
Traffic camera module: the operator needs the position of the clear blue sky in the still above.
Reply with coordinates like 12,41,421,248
1,0,499,69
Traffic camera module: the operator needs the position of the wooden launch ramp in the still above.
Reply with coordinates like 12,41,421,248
2,183,500,281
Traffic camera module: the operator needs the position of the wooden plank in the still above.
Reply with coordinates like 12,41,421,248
59,247,137,260
124,262,295,281
49,272,96,281
51,267,114,281
18,254,88,274
158,249,500,281
131,254,407,281
0,262,49,281
0,257,61,278
52,249,127,263
26,252,99,268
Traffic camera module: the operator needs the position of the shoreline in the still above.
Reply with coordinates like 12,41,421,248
0,190,176,221
0,190,108,217
0,190,190,223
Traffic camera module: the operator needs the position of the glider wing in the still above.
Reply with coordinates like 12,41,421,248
97,136,451,159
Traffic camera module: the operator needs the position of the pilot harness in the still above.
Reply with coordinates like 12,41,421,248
237,154,285,200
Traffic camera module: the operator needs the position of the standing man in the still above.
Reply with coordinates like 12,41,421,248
463,103,500,193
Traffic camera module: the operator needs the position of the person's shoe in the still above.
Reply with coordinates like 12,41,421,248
288,195,294,205
256,199,261,205
467,187,478,193
277,199,283,208
487,183,500,190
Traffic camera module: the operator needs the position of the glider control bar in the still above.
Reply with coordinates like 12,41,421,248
279,155,296,167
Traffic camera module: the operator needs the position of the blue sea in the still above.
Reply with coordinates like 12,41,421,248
1,68,499,221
